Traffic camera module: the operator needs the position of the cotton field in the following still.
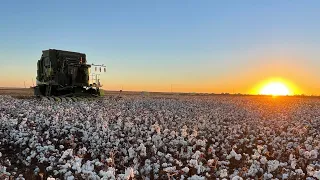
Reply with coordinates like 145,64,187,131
0,95,319,180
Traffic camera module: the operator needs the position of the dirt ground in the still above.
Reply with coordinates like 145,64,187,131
0,88,34,97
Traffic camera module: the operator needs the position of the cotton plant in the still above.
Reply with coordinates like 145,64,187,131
267,160,280,173
136,143,147,157
246,162,261,177
99,167,116,179
231,176,243,180
187,174,205,180
0,165,10,177
313,170,320,179
118,167,135,180
181,127,188,137
306,164,316,176
227,149,242,161
295,168,306,177
1,95,320,179
289,154,297,169
219,169,228,178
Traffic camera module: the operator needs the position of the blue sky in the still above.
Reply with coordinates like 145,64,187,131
0,0,319,93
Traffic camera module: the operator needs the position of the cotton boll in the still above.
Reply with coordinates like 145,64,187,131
67,176,74,180
46,166,53,172
61,149,73,160
304,151,312,159
34,167,40,175
231,176,243,180
64,171,74,180
164,166,176,173
189,159,198,167
188,175,205,180
16,174,25,180
4,159,11,167
307,164,315,176
182,167,189,173
257,145,264,154
78,147,87,155
128,147,135,159
234,154,242,161
260,156,267,165
305,144,313,151
72,157,83,173
162,163,168,168
170,130,176,137
295,168,305,176
137,143,147,157
267,160,279,172
58,163,72,170
196,164,206,175
230,149,237,157
263,173,273,179
181,129,188,137
153,163,161,173
95,161,103,166
286,142,294,149
196,139,206,147
157,151,164,157
165,153,172,159
279,162,287,167
313,171,320,179
219,169,228,178
192,151,202,160
310,150,318,159
82,161,94,173
124,167,134,179
247,163,259,177
99,169,115,179
290,159,297,169
282,173,289,179
191,130,198,137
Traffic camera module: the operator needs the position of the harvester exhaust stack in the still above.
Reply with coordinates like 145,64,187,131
34,49,106,101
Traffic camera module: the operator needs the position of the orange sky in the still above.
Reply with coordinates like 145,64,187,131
92,51,319,95
1,52,319,95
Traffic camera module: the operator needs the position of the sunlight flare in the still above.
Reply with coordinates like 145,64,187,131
250,77,300,95
260,82,290,96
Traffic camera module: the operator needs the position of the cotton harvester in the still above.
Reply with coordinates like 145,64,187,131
33,49,106,101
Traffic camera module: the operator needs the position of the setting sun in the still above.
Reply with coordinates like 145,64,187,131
250,77,300,96
260,82,290,96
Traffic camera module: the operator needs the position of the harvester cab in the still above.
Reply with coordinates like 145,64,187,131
34,49,106,101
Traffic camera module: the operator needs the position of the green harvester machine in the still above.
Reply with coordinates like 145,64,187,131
34,49,106,101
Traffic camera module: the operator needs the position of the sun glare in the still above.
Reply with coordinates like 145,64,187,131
260,82,290,96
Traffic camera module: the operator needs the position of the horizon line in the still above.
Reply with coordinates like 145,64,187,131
0,86,319,97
